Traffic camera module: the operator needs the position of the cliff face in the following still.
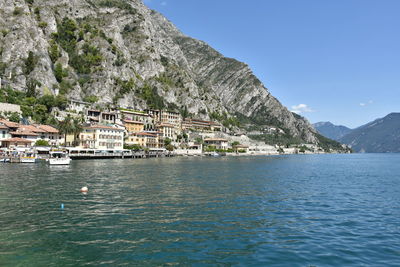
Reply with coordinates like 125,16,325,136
0,0,318,143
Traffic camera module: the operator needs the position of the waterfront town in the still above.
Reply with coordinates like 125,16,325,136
0,99,319,162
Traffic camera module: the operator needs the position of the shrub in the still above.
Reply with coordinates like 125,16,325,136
48,41,60,63
8,112,20,122
54,63,68,82
38,21,48,29
24,51,39,75
35,139,50,147
56,17,78,53
13,7,23,16
83,95,98,103
70,43,102,74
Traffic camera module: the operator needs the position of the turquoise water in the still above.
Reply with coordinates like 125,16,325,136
1,154,400,266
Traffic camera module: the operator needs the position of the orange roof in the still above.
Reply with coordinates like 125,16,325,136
1,137,32,143
10,131,39,136
0,125,8,129
0,119,20,128
35,124,59,133
19,125,47,133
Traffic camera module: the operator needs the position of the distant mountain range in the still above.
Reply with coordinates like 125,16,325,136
314,113,400,153
313,122,352,141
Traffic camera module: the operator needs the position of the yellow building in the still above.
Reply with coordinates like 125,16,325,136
123,119,144,134
126,132,159,148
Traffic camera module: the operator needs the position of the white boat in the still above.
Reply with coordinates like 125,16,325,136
48,151,71,165
20,152,37,163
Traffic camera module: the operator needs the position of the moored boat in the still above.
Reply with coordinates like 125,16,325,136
48,151,71,165
20,152,37,163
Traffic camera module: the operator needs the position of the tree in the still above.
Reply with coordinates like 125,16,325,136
124,144,142,151
72,117,83,146
8,112,20,123
165,144,174,151
35,139,50,147
54,63,68,82
26,79,41,97
58,115,74,146
164,137,172,146
24,51,39,75
231,141,240,146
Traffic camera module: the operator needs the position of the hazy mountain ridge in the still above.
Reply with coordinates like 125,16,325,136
0,0,338,146
313,121,352,141
339,113,400,153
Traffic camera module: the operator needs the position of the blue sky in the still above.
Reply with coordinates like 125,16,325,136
143,0,400,128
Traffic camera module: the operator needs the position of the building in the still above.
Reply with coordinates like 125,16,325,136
147,109,182,128
0,122,11,146
204,138,229,150
157,123,177,141
123,119,144,134
0,137,32,148
9,128,39,143
0,119,62,146
119,109,155,130
87,110,117,124
78,125,124,150
126,132,159,149
67,99,92,114
233,144,249,153
182,118,222,132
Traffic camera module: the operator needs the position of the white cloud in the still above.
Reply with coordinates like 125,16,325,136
360,100,373,107
291,104,314,114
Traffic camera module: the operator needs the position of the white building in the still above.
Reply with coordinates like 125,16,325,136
204,138,229,150
78,125,124,150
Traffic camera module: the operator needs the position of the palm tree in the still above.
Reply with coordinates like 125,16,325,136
72,116,84,146
58,115,74,147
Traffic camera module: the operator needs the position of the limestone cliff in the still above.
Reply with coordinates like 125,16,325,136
0,0,320,143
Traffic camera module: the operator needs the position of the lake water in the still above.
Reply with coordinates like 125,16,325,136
1,154,400,266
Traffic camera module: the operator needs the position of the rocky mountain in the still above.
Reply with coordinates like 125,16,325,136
313,121,352,141
0,0,340,147
339,113,400,153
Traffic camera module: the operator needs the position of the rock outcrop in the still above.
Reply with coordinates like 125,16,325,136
0,0,320,143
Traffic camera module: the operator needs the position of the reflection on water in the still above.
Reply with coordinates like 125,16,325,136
1,154,400,266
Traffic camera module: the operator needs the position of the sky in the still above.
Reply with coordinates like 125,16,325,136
143,0,400,128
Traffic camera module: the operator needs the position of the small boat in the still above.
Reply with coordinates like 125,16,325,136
210,152,220,157
48,151,71,165
20,152,37,163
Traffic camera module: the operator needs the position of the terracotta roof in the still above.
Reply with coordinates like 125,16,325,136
0,125,8,129
35,124,59,133
19,125,47,133
1,137,32,143
0,119,20,128
10,131,39,136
